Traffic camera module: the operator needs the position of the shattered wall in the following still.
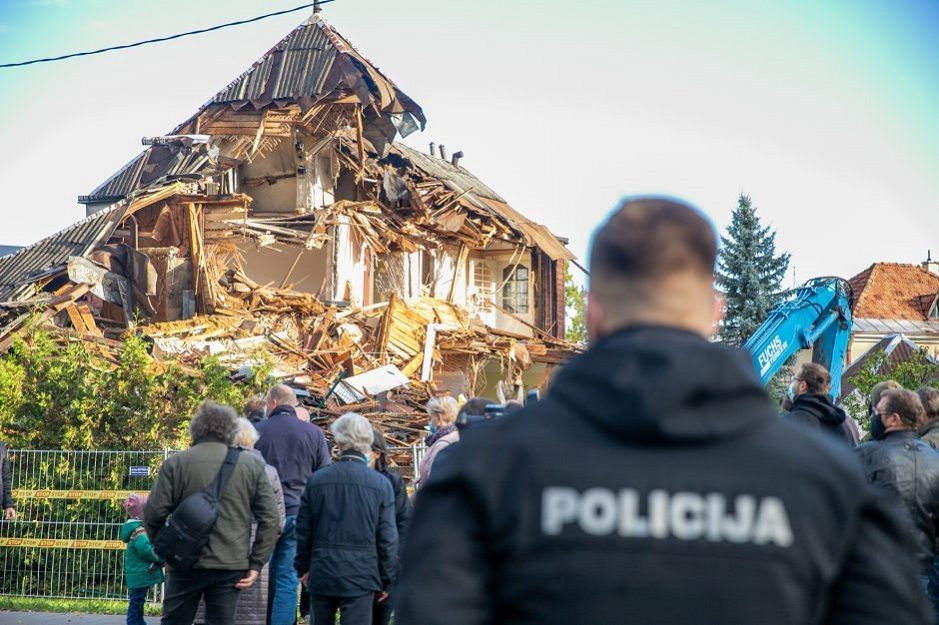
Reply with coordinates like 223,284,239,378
237,243,329,295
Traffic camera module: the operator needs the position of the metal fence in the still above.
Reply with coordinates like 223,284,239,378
388,444,428,482
0,445,428,604
0,450,169,603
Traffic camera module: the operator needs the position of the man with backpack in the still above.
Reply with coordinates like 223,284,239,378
145,400,280,625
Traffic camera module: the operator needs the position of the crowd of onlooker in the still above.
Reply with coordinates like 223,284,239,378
115,383,477,625
3,197,939,625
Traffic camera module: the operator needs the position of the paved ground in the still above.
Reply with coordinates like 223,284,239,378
0,613,127,624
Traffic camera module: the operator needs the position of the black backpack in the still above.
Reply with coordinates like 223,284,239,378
153,447,240,569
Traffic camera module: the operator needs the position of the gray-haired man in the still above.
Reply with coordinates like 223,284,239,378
295,413,397,625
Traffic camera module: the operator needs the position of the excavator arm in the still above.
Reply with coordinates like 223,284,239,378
743,278,853,400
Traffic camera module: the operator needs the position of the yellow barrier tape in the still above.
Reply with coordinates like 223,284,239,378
11,490,134,500
0,537,124,550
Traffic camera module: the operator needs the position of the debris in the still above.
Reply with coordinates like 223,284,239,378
0,13,582,464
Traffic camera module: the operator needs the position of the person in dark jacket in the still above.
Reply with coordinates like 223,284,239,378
783,362,858,446
918,387,939,449
857,387,939,620
145,400,280,625
0,441,14,521
395,197,930,625
255,384,331,625
371,429,412,625
294,413,397,625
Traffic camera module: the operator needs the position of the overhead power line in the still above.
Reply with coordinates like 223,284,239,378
0,0,337,69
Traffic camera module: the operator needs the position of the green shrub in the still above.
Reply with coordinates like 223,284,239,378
0,322,273,450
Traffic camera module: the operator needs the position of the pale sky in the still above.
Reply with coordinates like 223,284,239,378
1,0,937,284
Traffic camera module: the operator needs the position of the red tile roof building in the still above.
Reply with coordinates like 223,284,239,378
846,262,939,362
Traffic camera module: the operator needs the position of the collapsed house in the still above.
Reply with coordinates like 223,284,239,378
0,14,578,449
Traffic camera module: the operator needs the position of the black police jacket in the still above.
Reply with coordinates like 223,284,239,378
294,451,398,597
395,326,929,625
856,430,939,571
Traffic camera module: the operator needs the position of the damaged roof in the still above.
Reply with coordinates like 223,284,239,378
0,208,125,302
0,185,185,304
82,144,213,203
85,14,425,203
392,143,574,261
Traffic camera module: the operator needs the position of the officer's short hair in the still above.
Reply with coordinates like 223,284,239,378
880,389,924,429
796,363,830,395
917,387,939,423
590,197,717,306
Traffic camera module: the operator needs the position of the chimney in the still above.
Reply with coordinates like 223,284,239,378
313,0,322,13
429,142,436,157
924,250,939,276
451,151,464,167
438,144,447,161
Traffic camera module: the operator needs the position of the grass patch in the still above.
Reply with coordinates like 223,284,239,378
0,596,161,616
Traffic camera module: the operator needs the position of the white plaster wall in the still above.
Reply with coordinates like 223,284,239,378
332,217,369,305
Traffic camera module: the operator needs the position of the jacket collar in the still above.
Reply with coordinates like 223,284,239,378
268,404,298,419
339,450,368,464
192,435,228,446
883,429,918,441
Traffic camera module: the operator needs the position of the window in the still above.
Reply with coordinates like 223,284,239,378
502,265,529,314
471,261,493,312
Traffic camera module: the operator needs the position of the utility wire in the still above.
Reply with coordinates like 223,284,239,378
0,0,337,69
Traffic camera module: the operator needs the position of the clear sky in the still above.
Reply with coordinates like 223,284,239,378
1,0,937,284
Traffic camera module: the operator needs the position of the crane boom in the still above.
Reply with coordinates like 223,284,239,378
743,278,853,400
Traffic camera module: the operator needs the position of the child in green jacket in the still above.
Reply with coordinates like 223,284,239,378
120,493,164,625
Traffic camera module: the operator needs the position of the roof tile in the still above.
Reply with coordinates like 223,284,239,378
848,263,939,320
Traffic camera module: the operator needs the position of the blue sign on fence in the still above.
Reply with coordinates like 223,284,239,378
128,466,150,477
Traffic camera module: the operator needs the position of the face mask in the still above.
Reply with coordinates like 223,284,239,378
427,423,438,434
870,415,887,440
786,383,797,402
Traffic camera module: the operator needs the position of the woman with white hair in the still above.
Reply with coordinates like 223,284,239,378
415,396,460,490
295,413,398,625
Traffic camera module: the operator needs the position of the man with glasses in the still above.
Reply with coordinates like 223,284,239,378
857,388,939,619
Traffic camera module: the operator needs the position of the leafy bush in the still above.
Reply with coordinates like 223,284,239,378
0,322,273,450
843,346,939,431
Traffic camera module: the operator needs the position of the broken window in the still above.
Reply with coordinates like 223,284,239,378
502,266,529,314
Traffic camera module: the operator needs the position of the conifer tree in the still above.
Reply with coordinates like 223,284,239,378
717,194,790,346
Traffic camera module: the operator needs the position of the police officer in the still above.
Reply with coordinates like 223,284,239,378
395,197,930,625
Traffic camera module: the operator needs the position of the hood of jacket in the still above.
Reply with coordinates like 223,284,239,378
550,326,775,443
120,518,144,543
790,393,847,426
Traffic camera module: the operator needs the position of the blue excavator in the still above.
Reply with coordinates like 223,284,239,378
743,277,854,401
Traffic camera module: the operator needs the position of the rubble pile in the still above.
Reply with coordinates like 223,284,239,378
0,13,581,463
